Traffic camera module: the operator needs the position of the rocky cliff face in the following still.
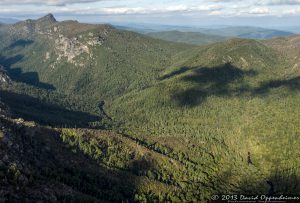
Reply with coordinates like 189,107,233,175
0,67,11,117
52,31,106,65
36,13,57,24
0,99,9,117
0,66,11,85
6,14,111,67
8,13,57,36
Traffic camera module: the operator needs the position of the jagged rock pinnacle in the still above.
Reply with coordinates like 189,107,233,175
37,13,57,23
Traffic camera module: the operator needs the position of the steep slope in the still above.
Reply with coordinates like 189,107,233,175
1,14,300,201
0,14,191,109
0,64,108,128
0,65,12,85
264,35,300,63
0,69,11,116
263,36,300,80
146,30,226,45
0,91,216,202
110,37,288,139
0,106,178,202
108,38,300,196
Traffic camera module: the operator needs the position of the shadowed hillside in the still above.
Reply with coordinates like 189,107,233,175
1,14,300,202
0,14,191,108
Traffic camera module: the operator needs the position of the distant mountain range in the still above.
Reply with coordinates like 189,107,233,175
146,30,227,45
116,23,294,40
0,17,19,24
144,26,294,45
270,26,300,34
200,26,294,39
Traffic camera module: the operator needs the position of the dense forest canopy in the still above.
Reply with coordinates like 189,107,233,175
0,14,300,202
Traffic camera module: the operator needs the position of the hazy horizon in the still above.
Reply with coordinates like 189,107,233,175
0,0,300,28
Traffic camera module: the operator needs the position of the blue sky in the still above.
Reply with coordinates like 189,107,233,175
0,0,300,27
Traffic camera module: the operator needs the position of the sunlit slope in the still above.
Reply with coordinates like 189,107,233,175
0,15,191,105
264,35,300,75
108,38,300,195
1,15,299,200
0,114,199,202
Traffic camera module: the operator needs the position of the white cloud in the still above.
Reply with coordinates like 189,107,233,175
209,10,223,15
267,0,300,5
0,0,104,6
248,7,270,15
74,4,222,15
208,0,238,2
0,0,300,18
281,8,300,14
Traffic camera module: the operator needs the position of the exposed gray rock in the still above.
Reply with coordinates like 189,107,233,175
0,65,12,85
55,34,89,63
36,13,57,24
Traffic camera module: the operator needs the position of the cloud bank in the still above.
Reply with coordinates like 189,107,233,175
0,0,103,6
0,0,299,26
267,0,300,5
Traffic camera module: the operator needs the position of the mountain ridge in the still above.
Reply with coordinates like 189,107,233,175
117,23,295,40
36,13,57,23
146,30,227,45
1,14,300,202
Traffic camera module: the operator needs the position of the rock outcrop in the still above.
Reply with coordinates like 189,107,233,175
0,66,12,85
6,14,110,67
8,13,57,36
54,35,90,63
36,13,57,24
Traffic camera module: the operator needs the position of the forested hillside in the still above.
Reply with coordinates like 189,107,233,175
108,38,300,197
0,14,190,107
0,14,300,202
146,30,226,45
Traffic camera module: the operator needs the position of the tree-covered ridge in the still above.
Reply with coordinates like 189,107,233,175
0,104,223,202
108,37,300,197
146,30,227,45
0,14,300,202
0,15,191,105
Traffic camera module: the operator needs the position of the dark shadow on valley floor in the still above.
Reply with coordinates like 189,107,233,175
8,39,34,49
0,54,56,90
0,90,99,128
